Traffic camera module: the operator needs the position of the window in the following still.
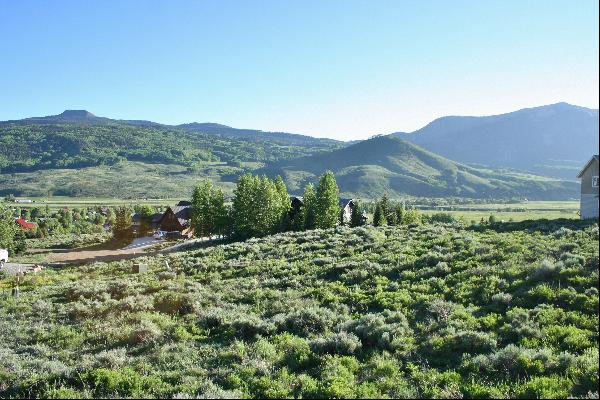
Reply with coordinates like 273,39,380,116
593,176,599,188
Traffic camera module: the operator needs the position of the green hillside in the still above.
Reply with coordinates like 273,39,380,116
0,220,597,398
0,113,580,200
0,120,343,173
265,136,579,200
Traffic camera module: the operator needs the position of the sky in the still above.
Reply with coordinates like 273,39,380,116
0,0,598,140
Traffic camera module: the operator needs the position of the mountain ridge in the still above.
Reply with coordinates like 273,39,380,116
264,135,578,200
391,102,599,179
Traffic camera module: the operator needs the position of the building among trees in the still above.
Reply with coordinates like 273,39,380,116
158,201,194,237
15,218,36,230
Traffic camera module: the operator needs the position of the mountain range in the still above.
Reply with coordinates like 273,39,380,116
392,102,598,179
0,103,596,199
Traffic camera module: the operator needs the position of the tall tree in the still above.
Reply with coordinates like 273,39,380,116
314,171,340,229
302,183,317,230
210,186,228,237
191,180,214,238
113,206,133,242
232,174,290,239
274,176,291,232
373,203,387,227
395,203,405,225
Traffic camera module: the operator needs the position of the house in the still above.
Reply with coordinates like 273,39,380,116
158,201,194,237
15,218,36,230
339,198,356,225
577,155,599,220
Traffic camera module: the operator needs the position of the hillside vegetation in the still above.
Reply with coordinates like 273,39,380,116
394,103,599,179
0,122,342,173
0,220,597,398
266,136,578,200
0,109,584,199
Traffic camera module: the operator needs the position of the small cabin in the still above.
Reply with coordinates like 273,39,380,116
577,155,599,220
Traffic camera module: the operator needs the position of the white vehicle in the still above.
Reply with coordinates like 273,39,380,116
153,230,166,240
0,248,8,268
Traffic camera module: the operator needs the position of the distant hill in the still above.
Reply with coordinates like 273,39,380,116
1,110,339,148
265,136,578,200
392,103,599,179
177,122,340,147
0,111,344,173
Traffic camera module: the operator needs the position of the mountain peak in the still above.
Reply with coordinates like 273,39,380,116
58,110,96,118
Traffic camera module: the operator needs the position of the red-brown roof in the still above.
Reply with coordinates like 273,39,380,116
15,218,36,230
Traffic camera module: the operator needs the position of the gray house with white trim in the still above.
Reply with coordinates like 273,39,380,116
577,155,599,220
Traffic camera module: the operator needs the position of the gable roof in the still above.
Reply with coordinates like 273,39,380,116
15,218,36,230
339,198,355,208
169,203,192,227
577,155,600,178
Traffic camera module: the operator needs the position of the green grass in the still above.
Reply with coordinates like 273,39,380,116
0,161,242,199
421,200,580,222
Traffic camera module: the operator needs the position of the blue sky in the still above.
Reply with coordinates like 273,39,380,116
0,0,598,140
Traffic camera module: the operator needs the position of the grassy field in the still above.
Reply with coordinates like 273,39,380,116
422,201,580,222
9,196,582,221
0,161,242,199
10,196,180,209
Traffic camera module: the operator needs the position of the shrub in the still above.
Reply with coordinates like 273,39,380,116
153,292,196,315
277,307,340,337
337,310,414,352
516,375,573,399
310,332,362,355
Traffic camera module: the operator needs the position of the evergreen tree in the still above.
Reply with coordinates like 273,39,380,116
113,206,133,242
350,200,365,227
105,208,116,225
395,203,405,225
373,203,387,226
380,193,390,219
314,171,340,229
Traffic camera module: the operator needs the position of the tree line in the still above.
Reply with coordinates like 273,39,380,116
372,194,422,226
190,171,364,240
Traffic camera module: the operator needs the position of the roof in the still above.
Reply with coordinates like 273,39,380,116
15,218,36,230
577,155,599,178
291,197,303,207
339,198,355,208
151,212,163,223
169,204,192,227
